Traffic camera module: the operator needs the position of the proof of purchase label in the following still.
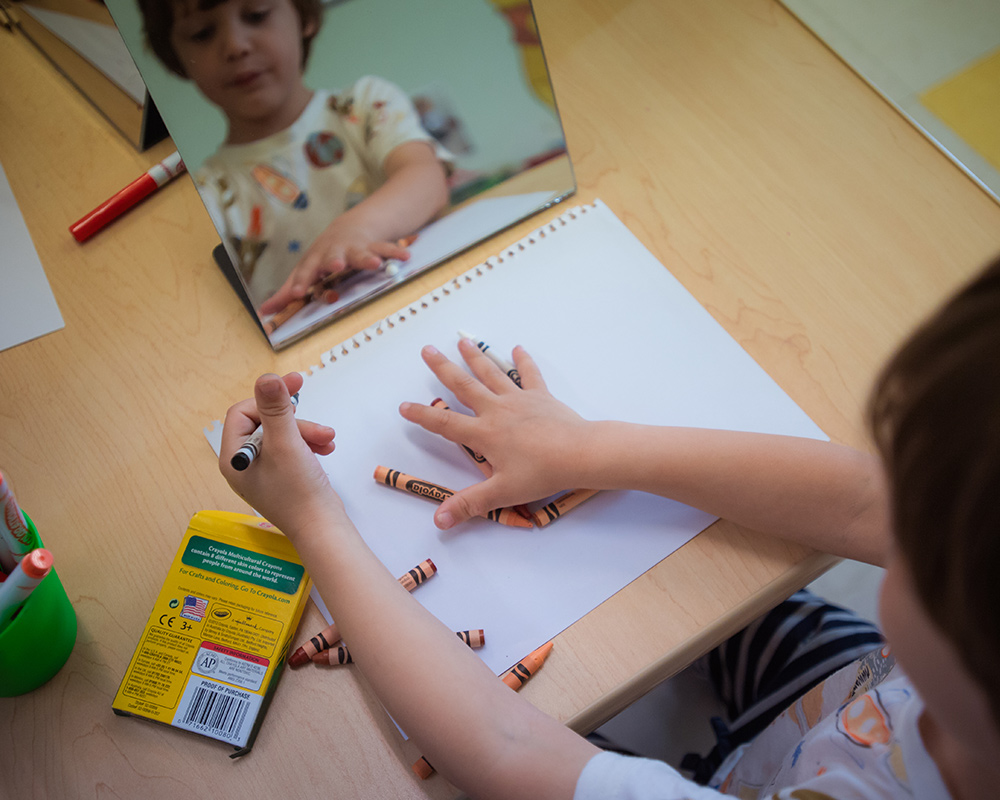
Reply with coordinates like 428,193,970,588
173,676,262,746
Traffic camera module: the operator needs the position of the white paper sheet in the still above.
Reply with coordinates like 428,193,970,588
0,162,64,352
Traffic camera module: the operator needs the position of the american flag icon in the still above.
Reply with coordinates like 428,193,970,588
181,595,208,621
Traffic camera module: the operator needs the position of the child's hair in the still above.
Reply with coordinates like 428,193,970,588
138,0,323,79
868,254,1000,728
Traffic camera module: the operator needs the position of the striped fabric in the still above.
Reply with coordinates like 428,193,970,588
683,590,885,783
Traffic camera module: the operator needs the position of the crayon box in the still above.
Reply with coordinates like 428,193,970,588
112,511,312,756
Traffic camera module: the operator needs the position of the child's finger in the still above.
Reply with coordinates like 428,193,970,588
457,338,518,394
419,345,493,408
398,400,475,445
298,419,335,455
369,240,410,262
434,480,502,530
511,346,548,392
219,398,262,463
254,373,302,445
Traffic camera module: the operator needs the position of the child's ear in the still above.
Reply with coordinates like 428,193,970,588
302,16,318,40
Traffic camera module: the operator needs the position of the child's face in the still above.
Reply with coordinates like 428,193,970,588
878,548,1000,763
169,0,315,142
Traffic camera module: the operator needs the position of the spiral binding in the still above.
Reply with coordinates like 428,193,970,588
310,201,597,371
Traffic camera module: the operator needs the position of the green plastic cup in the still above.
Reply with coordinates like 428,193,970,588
0,512,77,696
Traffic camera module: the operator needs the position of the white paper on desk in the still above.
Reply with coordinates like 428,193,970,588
0,162,64,352
206,199,827,682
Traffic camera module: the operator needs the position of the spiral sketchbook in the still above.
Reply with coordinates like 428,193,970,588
205,199,827,679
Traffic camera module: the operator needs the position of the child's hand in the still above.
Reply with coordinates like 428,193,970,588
259,222,410,315
399,340,593,529
219,372,343,537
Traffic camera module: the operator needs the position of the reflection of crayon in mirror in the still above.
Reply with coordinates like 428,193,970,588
373,466,532,529
531,489,599,527
312,629,484,665
287,558,437,666
251,163,308,208
264,235,418,335
413,641,553,779
457,330,521,387
430,398,531,521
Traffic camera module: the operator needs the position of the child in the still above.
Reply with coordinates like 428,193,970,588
139,0,451,312
218,256,1000,798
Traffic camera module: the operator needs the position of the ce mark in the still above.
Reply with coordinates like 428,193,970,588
159,614,193,631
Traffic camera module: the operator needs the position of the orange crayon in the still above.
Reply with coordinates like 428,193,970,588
530,489,600,527
413,641,553,779
501,641,554,690
374,466,532,529
288,558,437,666
312,629,485,665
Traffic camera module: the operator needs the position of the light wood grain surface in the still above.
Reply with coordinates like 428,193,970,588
1,0,998,796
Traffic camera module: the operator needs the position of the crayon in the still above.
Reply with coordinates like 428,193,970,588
230,392,299,470
530,489,600,527
501,641,553,690
413,641,553,779
0,548,53,631
374,466,532,529
0,472,33,573
288,558,437,666
262,268,358,335
457,330,521,387
429,398,531,521
311,629,484,665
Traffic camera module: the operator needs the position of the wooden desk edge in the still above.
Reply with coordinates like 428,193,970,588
565,550,841,734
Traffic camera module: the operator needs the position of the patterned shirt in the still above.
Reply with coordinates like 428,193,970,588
195,76,449,307
574,648,952,800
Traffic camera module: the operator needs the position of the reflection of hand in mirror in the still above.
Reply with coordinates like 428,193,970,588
258,139,448,316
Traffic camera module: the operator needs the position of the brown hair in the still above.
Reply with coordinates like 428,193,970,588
868,254,1000,727
138,0,323,79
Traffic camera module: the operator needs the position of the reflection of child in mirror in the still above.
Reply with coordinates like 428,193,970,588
138,0,452,313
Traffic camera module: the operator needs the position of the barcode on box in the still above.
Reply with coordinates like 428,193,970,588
173,676,261,746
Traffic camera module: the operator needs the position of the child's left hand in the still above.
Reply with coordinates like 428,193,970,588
259,222,410,315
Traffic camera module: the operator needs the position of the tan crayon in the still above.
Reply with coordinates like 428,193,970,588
287,558,437,666
430,398,531,521
413,641,554,779
313,629,485,665
530,488,600,527
374,466,532,529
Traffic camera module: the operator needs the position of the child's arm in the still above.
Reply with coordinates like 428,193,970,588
219,374,599,800
259,141,448,315
400,340,893,567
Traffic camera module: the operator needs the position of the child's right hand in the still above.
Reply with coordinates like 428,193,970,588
399,340,594,529
219,373,344,539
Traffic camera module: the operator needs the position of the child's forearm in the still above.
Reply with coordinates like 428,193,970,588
336,141,448,242
289,513,597,799
574,422,891,566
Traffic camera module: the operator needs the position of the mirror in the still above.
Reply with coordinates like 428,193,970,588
103,0,574,348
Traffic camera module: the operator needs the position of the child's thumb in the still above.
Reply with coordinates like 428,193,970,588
254,374,299,439
434,482,497,530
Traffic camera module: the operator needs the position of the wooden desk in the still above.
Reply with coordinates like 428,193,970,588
2,0,998,796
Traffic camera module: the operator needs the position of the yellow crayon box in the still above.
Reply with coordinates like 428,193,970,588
112,511,312,756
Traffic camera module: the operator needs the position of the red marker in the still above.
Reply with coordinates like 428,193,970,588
70,151,186,242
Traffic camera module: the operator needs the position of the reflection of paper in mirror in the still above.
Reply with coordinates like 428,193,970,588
102,0,574,350
267,191,557,344
20,5,146,102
